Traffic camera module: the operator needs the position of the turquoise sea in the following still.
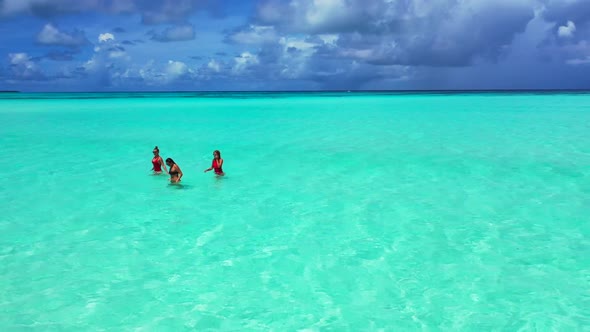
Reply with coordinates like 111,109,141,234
0,91,589,330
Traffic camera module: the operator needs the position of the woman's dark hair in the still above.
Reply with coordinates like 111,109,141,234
154,146,159,151
213,150,221,158
165,158,175,165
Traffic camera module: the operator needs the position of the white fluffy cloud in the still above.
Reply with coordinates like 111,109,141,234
127,60,195,85
93,32,128,60
228,25,277,44
233,52,259,73
8,53,44,80
277,36,317,78
165,60,189,78
37,23,88,47
557,20,576,38
9,53,31,64
98,33,115,43
207,59,221,72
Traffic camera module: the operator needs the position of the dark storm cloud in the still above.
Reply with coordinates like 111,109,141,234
298,57,401,89
542,0,590,25
248,0,536,67
541,0,590,38
535,1,590,64
207,0,540,89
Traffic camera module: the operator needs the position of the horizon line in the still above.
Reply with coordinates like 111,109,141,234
3,88,590,94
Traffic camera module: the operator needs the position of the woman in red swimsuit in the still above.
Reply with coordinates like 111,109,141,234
204,150,224,176
151,146,168,174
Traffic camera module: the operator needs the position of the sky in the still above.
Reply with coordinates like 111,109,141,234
0,0,589,91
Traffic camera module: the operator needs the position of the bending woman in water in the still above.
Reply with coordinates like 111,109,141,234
204,150,224,176
151,146,168,174
166,158,183,183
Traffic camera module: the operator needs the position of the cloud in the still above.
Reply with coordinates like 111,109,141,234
140,1,198,25
0,0,131,17
150,24,195,42
0,0,224,25
108,50,127,59
37,23,88,47
75,32,132,86
214,0,536,88
6,0,590,91
195,0,539,89
8,53,45,80
201,29,410,88
207,59,221,72
44,50,77,61
255,0,373,34
165,60,190,78
98,32,115,43
566,56,590,65
112,27,126,33
303,59,409,89
537,0,590,65
558,21,576,38
542,0,590,27
226,25,278,44
233,52,259,74
251,0,536,67
116,59,196,86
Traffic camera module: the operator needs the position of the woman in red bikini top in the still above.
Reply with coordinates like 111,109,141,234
204,150,224,176
151,146,168,174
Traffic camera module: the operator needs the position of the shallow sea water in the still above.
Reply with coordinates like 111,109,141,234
0,92,589,330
